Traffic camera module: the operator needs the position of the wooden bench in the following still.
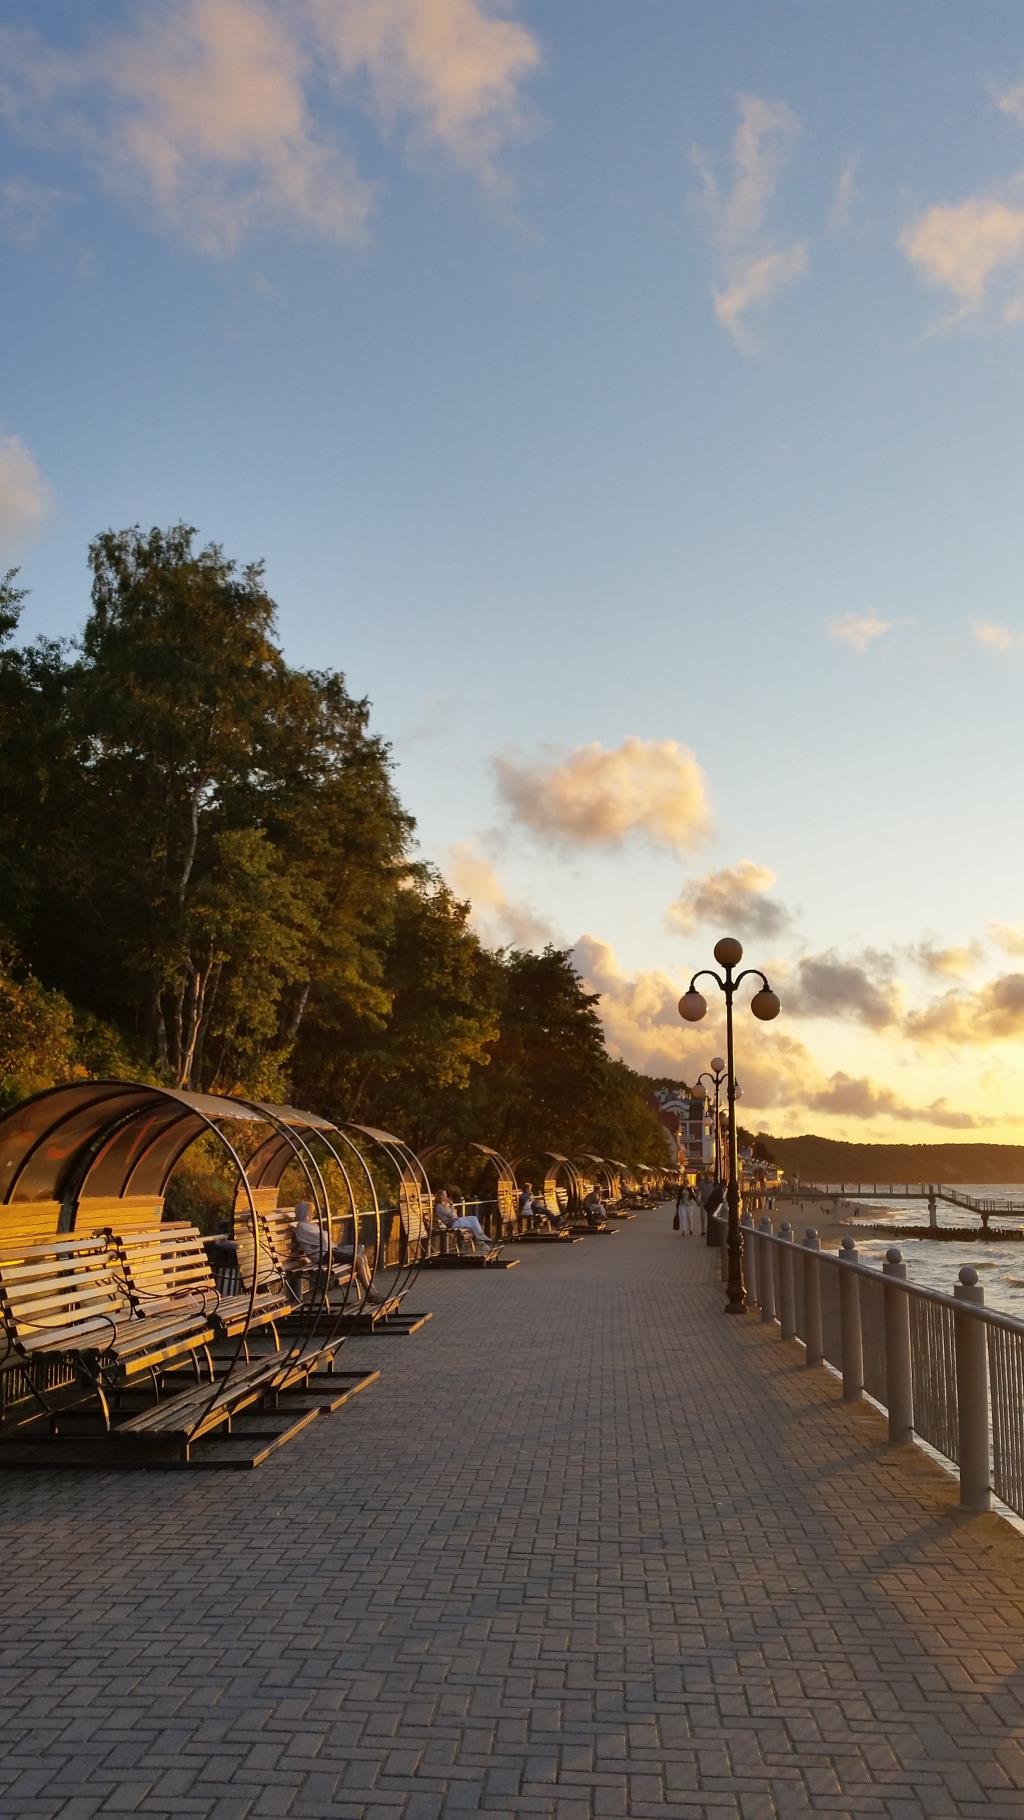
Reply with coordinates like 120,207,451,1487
0,1234,216,1427
107,1221,293,1348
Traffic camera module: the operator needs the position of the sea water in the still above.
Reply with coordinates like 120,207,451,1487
842,1187,1024,1319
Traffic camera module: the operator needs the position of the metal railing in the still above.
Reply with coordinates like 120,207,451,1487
714,1212,1023,1517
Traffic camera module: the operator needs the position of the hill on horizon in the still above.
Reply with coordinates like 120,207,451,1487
760,1133,1024,1185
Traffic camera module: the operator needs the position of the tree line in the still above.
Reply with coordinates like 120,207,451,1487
0,524,670,1168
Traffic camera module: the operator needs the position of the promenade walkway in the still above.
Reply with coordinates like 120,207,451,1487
2,1214,1024,1817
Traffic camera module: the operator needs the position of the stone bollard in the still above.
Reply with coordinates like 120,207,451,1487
758,1217,776,1323
882,1248,913,1443
803,1229,823,1366
953,1266,991,1513
778,1222,796,1340
741,1210,757,1307
838,1236,864,1401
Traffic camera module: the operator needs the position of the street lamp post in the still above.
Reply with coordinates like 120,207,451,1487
678,937,781,1315
694,1057,727,1180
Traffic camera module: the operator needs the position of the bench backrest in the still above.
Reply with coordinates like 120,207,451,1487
106,1222,215,1312
0,1234,132,1351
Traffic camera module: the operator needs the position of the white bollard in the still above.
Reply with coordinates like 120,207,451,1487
758,1218,775,1323
803,1229,823,1366
778,1223,796,1340
953,1266,991,1513
882,1247,913,1444
838,1236,863,1401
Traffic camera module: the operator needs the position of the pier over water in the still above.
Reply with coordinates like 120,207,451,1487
3,1210,1024,1814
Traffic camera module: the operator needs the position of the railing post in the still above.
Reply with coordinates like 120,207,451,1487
741,1210,757,1306
953,1266,991,1513
838,1236,863,1401
802,1229,823,1366
778,1222,796,1340
882,1247,913,1443
757,1217,775,1323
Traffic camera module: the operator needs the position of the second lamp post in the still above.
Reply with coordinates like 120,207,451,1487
678,936,780,1314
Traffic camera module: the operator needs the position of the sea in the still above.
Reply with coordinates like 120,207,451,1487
837,1186,1024,1319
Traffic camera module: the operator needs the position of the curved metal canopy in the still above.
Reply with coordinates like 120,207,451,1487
0,1080,334,1214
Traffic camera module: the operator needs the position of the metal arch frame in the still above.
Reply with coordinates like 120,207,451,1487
0,1080,340,1445
574,1154,621,1203
510,1151,587,1221
229,1117,383,1334
346,1125,432,1308
418,1141,519,1241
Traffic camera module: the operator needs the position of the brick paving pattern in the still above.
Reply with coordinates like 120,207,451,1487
1,1210,1024,1817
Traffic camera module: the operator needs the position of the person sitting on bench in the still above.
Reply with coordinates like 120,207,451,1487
518,1182,555,1230
434,1187,492,1256
582,1186,607,1227
292,1201,386,1303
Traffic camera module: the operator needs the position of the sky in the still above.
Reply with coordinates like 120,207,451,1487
4,0,1024,1143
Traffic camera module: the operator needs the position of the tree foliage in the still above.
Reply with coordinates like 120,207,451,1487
0,526,668,1168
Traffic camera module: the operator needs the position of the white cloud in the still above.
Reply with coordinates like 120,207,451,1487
827,153,859,234
990,922,1024,957
901,196,1024,327
909,940,981,980
0,431,52,549
973,620,1023,652
828,612,893,653
786,951,900,1030
807,1072,988,1130
666,861,791,940
447,841,552,948
693,93,808,347
994,80,1024,126
307,0,540,188
0,0,540,254
713,244,808,346
495,737,712,855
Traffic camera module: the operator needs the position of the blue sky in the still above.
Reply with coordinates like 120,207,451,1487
5,0,1024,1139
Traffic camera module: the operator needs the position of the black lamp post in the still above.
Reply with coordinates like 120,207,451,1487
694,1057,727,1180
678,937,781,1315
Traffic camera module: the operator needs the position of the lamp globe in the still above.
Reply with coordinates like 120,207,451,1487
710,1055,725,1073
713,936,743,969
750,988,781,1021
678,990,707,1023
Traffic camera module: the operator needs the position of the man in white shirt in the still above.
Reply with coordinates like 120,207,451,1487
292,1202,385,1303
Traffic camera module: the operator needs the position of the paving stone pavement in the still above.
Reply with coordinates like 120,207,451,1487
2,1210,1024,1819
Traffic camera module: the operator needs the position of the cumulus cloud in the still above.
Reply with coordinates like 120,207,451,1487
714,244,808,342
901,194,1024,328
973,620,1024,652
0,0,539,253
827,153,859,234
994,80,1024,126
666,860,791,940
990,921,1024,957
495,738,712,855
828,612,893,653
786,950,899,1030
909,940,981,980
572,932,814,1113
307,0,540,188
906,972,1024,1046
807,1072,988,1129
693,93,807,347
0,431,52,549
447,841,552,948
